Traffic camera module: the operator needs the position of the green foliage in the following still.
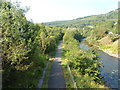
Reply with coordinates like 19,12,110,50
72,70,106,88
100,46,112,49
62,30,106,88
1,1,63,88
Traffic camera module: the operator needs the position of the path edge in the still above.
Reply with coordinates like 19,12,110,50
37,60,50,88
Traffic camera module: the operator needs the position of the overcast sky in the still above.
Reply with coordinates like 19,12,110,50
11,0,119,23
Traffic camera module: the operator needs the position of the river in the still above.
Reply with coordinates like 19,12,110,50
79,39,119,88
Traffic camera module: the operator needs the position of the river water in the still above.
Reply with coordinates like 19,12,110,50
79,39,119,88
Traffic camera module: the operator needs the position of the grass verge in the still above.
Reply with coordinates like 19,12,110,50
41,59,53,88
62,65,74,88
61,48,74,88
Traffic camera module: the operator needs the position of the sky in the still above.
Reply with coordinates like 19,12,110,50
11,0,119,23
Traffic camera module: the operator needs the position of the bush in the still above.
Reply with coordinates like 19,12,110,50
62,30,107,88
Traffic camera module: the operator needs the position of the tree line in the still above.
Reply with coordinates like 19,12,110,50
0,1,63,88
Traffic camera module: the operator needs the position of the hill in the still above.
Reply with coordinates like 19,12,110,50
44,9,118,28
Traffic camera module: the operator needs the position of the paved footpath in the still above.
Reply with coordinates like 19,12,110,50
48,41,66,88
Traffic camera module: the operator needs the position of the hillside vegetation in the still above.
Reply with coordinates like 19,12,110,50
45,9,119,57
45,9,118,33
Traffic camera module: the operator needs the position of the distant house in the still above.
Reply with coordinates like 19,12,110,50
114,22,117,25
88,26,94,28
108,32,113,34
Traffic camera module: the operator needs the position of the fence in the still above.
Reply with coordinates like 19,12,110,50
67,64,77,90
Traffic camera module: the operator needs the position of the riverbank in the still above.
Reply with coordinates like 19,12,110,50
80,39,119,88
96,46,119,59
84,42,119,59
